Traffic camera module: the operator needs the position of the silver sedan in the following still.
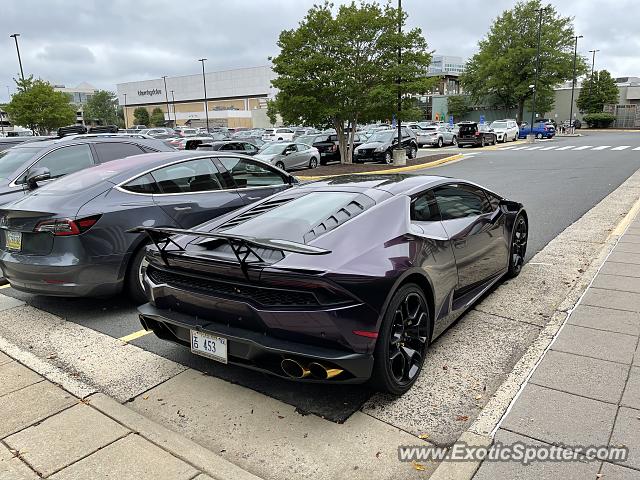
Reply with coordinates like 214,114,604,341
254,142,320,171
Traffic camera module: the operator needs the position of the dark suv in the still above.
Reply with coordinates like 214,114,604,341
0,136,172,205
353,128,418,164
296,133,365,164
457,122,497,148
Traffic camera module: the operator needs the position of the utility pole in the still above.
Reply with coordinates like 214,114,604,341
198,59,210,132
123,93,128,129
568,35,583,133
161,76,171,127
529,7,546,141
588,49,600,109
9,34,25,82
394,0,405,165
171,90,177,125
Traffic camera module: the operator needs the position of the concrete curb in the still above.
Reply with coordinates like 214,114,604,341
88,393,261,480
297,153,465,180
428,432,493,480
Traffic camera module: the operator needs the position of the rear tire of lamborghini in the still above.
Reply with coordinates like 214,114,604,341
370,283,431,395
126,243,151,304
507,214,528,278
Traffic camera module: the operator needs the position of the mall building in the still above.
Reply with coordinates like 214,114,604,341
116,65,276,129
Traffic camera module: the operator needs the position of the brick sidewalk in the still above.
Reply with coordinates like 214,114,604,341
0,351,259,480
474,219,640,478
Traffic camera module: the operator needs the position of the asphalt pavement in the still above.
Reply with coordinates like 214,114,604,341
3,130,640,422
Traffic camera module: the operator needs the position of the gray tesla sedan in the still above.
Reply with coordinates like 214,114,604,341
0,151,297,302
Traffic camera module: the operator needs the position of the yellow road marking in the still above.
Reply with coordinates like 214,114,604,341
119,329,152,343
0,284,11,289
611,195,640,237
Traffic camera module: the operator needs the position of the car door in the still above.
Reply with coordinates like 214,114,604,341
293,143,311,168
216,156,290,205
438,126,452,143
149,157,245,227
281,144,300,170
17,144,96,190
433,183,509,292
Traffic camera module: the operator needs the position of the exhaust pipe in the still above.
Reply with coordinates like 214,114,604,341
309,362,343,380
281,358,310,379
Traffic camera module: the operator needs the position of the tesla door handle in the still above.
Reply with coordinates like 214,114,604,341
173,206,192,211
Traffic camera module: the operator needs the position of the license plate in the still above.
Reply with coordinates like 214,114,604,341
190,330,227,364
5,231,21,251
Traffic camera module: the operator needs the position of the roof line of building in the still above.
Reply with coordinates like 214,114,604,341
117,64,273,87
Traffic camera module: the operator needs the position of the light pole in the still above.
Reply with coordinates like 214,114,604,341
568,35,583,133
198,58,210,132
588,49,600,108
395,0,404,164
9,34,25,82
529,7,547,141
161,76,170,127
123,93,128,129
171,90,177,125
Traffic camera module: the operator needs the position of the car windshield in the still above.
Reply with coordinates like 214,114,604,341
224,191,366,243
368,131,394,143
260,143,288,155
0,147,41,179
491,122,508,129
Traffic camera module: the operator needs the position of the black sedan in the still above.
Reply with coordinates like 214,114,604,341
0,152,297,302
354,128,418,164
136,175,528,394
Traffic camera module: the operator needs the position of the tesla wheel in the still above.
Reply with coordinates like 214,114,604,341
409,145,417,159
308,157,318,169
276,161,286,171
370,283,431,395
384,151,393,164
452,136,457,146
125,242,151,304
508,214,528,278
437,138,443,148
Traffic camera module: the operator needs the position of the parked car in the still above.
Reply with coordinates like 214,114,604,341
562,119,582,130
262,128,296,142
0,152,298,302
0,136,53,152
535,118,557,128
0,136,172,206
136,174,528,394
488,120,519,143
518,122,555,139
415,125,457,148
354,128,418,164
296,133,365,164
195,140,260,156
293,128,321,139
457,122,497,147
254,142,320,171
139,128,176,139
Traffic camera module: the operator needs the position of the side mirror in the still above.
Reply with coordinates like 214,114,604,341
25,167,51,190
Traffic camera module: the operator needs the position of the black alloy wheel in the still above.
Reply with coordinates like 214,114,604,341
508,214,528,277
126,242,152,304
370,284,430,395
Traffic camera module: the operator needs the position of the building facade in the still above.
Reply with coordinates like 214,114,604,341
428,55,466,75
116,66,275,129
53,82,98,125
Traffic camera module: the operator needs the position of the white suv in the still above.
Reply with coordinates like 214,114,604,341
262,128,295,142
489,120,519,143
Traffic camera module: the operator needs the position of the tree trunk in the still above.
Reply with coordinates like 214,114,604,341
517,100,525,124
346,114,358,164
335,120,349,165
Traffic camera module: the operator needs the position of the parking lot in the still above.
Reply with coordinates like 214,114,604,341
1,130,639,478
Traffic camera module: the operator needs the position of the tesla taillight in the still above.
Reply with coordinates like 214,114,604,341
35,215,101,236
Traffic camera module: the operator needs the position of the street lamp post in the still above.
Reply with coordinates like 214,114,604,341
529,7,546,141
123,93,128,129
568,35,583,134
588,49,600,108
161,76,171,127
198,59,210,132
171,90,177,125
9,34,25,82
394,0,405,165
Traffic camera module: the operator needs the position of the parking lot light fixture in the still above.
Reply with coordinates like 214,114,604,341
529,7,548,141
9,34,25,82
568,35,583,133
588,49,600,106
123,93,127,129
171,90,177,124
198,59,210,132
161,76,171,127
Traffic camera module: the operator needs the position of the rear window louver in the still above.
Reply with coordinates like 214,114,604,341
303,195,375,243
218,197,295,229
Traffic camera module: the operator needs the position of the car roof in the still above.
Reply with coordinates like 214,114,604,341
296,174,451,197
9,135,169,151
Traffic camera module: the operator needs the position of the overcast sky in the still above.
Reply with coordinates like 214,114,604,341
1,0,638,101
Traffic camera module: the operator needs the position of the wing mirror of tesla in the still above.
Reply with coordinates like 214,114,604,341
25,167,51,190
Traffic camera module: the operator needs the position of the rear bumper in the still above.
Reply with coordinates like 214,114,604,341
457,138,481,146
138,302,374,383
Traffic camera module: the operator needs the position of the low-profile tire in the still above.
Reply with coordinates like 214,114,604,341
409,145,417,159
308,157,318,169
369,283,431,395
507,214,528,278
275,161,286,171
125,243,151,304
437,137,443,148
384,151,393,164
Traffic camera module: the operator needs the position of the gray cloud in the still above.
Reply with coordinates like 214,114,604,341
1,0,638,102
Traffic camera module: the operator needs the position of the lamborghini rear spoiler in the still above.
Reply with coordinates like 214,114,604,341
129,226,331,277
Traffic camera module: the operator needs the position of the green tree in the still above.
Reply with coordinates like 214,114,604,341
149,107,166,127
133,107,150,126
576,70,620,114
271,1,433,163
266,99,278,126
525,85,555,118
447,95,472,121
4,77,76,134
83,90,118,125
461,0,587,123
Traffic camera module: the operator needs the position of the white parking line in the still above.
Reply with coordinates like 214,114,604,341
572,146,592,150
633,146,640,151
612,146,631,151
539,146,557,150
499,145,518,150
510,146,530,151
524,146,542,150
555,145,575,151
591,146,611,150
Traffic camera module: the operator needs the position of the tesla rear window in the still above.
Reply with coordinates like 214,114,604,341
36,165,124,194
222,191,371,244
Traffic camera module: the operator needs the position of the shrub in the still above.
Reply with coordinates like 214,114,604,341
582,113,615,128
